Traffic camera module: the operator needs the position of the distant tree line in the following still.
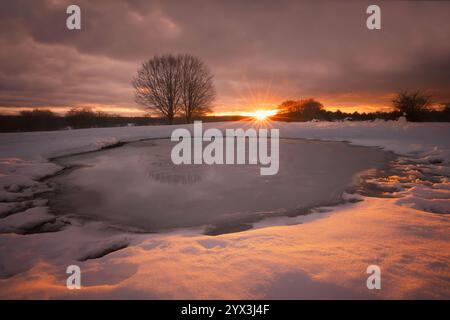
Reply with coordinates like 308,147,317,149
0,107,161,132
0,107,245,133
274,91,450,122
1,90,449,133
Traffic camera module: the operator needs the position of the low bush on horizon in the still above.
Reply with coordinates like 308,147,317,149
275,91,449,122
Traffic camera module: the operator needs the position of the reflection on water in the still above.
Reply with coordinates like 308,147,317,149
50,139,393,234
148,160,202,185
149,170,202,185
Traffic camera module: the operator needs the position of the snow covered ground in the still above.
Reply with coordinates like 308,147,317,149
0,120,449,299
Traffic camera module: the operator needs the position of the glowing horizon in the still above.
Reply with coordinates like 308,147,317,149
0,103,398,117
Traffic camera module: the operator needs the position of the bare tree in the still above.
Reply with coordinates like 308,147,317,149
132,54,215,124
392,90,432,121
179,54,215,123
132,55,182,124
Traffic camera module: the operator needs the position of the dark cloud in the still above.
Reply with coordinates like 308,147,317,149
0,0,449,114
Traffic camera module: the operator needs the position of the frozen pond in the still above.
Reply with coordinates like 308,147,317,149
49,139,393,234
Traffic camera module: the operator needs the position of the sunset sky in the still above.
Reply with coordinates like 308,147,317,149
1,0,450,116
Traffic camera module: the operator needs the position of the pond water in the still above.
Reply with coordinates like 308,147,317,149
49,139,393,234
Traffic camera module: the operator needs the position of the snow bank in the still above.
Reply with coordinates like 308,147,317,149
0,207,55,234
1,120,449,161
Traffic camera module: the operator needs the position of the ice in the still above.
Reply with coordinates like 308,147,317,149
49,139,391,233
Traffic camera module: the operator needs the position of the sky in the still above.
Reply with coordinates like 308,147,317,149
0,0,449,116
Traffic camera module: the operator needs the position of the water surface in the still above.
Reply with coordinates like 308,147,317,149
50,139,392,234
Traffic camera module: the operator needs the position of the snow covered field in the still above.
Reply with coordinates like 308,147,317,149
0,120,449,299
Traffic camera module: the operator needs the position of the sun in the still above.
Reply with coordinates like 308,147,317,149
252,109,276,121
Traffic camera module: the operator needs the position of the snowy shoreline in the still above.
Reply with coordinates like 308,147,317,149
0,120,449,299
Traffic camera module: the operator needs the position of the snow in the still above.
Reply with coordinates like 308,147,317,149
0,207,55,234
0,120,449,299
76,237,131,262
